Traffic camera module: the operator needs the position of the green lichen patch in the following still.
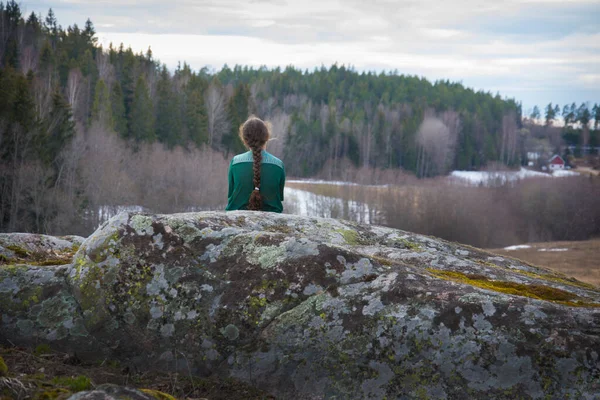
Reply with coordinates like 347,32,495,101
5,244,29,258
0,356,7,376
473,259,598,291
428,268,600,307
395,238,423,252
263,222,294,235
337,229,361,245
140,388,177,400
34,344,52,356
50,375,92,392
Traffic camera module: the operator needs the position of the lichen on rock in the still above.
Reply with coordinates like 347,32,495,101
1,211,600,399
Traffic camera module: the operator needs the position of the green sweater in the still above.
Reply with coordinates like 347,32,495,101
225,150,286,213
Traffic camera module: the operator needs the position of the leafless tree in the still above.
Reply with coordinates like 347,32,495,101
416,116,453,177
267,111,290,158
96,47,114,85
205,80,229,148
66,68,84,115
19,45,38,73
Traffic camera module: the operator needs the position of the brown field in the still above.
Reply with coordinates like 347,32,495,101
490,239,600,287
573,166,600,176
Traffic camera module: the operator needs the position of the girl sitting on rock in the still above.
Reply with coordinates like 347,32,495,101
225,116,286,213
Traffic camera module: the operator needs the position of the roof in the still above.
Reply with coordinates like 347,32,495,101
549,155,565,165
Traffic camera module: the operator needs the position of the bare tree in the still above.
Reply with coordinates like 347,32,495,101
95,47,114,85
19,45,38,73
66,68,84,115
205,80,229,148
416,116,453,177
267,111,290,158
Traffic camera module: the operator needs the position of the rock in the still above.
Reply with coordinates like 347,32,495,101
0,232,84,265
2,211,600,399
67,384,159,400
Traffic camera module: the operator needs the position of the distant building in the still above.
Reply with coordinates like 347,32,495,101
548,155,565,170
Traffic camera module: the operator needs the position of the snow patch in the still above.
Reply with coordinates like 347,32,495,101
503,245,531,251
552,170,579,177
538,248,568,252
287,179,389,188
450,168,549,186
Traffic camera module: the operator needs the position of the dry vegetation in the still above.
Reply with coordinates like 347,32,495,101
1,123,230,236
491,239,600,287
0,345,273,400
287,174,600,249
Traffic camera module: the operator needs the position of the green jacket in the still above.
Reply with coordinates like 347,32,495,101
225,150,286,213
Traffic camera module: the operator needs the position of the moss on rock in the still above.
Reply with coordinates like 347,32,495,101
140,388,177,400
0,356,8,376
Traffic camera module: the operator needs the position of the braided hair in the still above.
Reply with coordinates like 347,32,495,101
239,116,271,211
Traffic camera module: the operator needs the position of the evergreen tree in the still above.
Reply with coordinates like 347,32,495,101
577,103,590,128
39,91,75,166
129,76,155,142
184,77,208,147
155,66,182,147
530,106,540,120
91,79,112,127
110,81,127,136
593,103,600,130
83,18,97,46
3,0,21,68
544,103,557,126
223,83,251,155
44,8,57,37
562,104,574,126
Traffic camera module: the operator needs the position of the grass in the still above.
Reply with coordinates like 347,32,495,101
490,239,600,287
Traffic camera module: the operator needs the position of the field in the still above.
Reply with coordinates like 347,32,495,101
490,239,600,287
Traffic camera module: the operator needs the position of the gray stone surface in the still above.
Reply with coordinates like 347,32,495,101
1,211,600,399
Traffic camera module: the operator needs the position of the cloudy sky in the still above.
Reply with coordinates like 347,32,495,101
25,0,600,113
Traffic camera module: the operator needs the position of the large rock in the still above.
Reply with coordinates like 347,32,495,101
1,211,599,399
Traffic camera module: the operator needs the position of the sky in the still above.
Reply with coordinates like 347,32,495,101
24,0,600,114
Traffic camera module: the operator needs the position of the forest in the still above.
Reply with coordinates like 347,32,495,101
1,2,599,236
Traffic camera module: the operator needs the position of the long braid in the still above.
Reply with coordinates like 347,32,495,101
239,116,270,211
248,146,263,210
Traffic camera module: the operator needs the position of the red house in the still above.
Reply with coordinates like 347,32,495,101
548,155,565,170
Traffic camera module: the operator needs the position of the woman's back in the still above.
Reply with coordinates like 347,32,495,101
226,150,285,212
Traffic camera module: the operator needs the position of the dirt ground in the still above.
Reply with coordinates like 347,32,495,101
489,239,600,287
0,345,273,400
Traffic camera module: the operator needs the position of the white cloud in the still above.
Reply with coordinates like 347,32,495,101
30,0,600,109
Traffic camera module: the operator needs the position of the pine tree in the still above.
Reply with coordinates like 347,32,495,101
562,104,573,126
83,18,97,46
544,103,556,126
577,103,590,128
39,90,75,166
110,81,127,136
129,76,155,142
530,106,540,120
91,79,112,128
184,77,208,147
223,83,251,155
44,8,57,36
155,66,182,147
